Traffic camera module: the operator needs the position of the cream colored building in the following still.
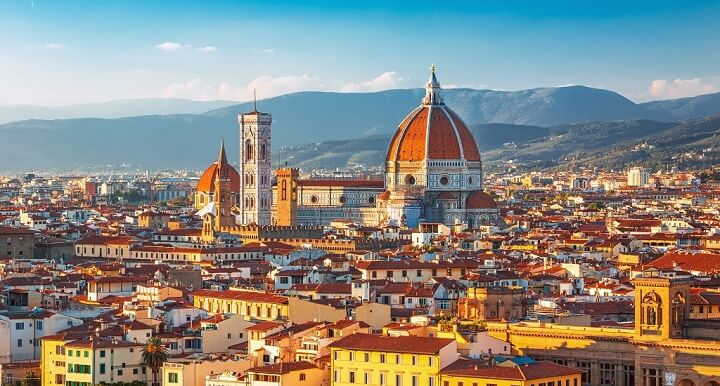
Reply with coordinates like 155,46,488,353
162,356,253,386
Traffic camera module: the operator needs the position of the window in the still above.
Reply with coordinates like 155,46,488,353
299,373,306,381
168,372,179,383
350,371,356,383
364,372,370,384
17,339,22,347
411,375,418,386
334,370,339,383
100,350,106,358
15,323,24,330
36,321,43,330
334,351,339,361
387,270,393,278
133,369,138,375
396,374,402,386
428,357,434,366
84,351,88,358
364,352,369,362
395,355,400,364
380,373,385,384
380,354,386,363
411,356,416,365
99,364,106,374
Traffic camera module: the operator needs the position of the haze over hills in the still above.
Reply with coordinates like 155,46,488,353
1,86,720,171
0,98,237,124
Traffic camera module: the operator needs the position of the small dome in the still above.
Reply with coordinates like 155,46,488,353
197,162,240,193
466,190,496,209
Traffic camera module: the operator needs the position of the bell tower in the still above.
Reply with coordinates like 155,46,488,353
632,270,689,341
239,97,272,225
275,168,299,226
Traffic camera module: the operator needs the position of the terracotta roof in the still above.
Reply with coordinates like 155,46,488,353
247,361,318,375
467,190,497,209
440,358,582,380
386,97,481,163
196,162,240,193
327,333,454,354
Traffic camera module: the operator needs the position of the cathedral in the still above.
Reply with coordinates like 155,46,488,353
194,67,502,229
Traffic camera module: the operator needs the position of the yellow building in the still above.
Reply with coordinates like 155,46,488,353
245,361,325,386
162,356,253,386
192,289,289,321
41,334,146,386
328,333,458,386
440,357,582,386
481,273,720,386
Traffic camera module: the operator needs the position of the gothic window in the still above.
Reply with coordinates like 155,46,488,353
245,140,254,161
281,180,288,201
260,142,267,161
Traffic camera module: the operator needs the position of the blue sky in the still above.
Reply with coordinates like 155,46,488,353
1,0,719,105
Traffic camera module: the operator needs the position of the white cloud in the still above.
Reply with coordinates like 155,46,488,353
198,46,216,52
648,78,718,100
161,74,321,101
155,42,191,51
261,48,276,54
341,71,406,92
43,43,64,49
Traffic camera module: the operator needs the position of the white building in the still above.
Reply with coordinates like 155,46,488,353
0,310,83,363
627,167,650,187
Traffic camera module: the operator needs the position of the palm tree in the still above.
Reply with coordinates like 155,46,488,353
141,336,168,386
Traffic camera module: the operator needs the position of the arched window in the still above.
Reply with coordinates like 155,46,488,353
245,140,254,161
260,142,267,160
281,180,287,201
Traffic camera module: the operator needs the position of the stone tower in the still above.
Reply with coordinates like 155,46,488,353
275,168,299,226
632,270,690,341
214,141,235,229
239,103,272,225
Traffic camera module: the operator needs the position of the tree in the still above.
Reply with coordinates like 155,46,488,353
141,336,169,386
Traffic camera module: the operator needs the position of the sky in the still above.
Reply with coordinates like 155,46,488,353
0,0,719,106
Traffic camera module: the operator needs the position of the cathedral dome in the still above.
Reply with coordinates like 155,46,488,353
386,67,481,163
197,143,241,193
466,190,496,209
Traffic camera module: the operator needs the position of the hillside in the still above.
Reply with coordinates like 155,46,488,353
2,86,720,171
640,92,720,121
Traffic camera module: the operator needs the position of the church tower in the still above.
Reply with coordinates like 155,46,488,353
632,270,689,341
214,141,235,229
239,101,272,225
275,168,299,226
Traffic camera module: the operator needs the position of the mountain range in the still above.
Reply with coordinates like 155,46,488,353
1,86,720,171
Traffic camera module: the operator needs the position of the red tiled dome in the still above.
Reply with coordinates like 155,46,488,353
466,190,496,209
197,162,240,192
385,69,481,163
